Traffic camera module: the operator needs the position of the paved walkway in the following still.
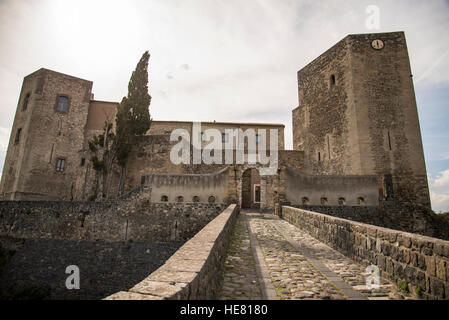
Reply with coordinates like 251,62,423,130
217,211,417,300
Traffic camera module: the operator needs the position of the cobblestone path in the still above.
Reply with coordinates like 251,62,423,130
217,211,417,300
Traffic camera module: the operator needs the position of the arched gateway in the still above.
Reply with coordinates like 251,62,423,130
241,168,261,209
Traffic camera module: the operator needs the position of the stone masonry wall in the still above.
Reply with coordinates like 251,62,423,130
281,206,449,299
0,237,182,300
0,200,227,243
105,204,239,300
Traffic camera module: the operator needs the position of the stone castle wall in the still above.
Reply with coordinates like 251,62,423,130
105,204,239,300
0,237,182,300
0,200,227,242
292,32,430,208
281,206,449,299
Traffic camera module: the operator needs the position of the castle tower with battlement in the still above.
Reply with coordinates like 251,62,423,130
292,31,430,208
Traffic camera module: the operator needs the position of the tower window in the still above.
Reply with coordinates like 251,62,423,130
55,158,66,172
22,93,30,111
161,195,168,202
318,152,321,162
338,197,346,206
15,128,22,145
193,196,200,203
176,196,184,203
321,197,328,205
301,197,310,205
80,158,86,167
222,133,228,143
358,197,365,205
330,74,336,86
56,95,69,113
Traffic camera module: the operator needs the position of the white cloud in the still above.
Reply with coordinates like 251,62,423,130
429,169,449,212
430,192,449,213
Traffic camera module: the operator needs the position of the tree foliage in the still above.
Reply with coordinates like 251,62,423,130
88,51,152,200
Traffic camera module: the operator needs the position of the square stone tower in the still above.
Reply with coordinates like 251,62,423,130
0,69,93,200
292,32,430,208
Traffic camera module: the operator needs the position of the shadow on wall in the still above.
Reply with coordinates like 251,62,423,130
0,238,182,300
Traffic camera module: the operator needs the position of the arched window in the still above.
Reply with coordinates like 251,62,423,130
321,197,328,205
56,95,69,113
176,196,184,203
208,196,216,203
161,195,168,202
193,196,200,203
330,74,336,86
338,197,346,206
301,197,310,205
22,93,30,111
358,197,365,206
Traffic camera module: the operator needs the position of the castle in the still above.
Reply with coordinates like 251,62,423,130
0,31,431,211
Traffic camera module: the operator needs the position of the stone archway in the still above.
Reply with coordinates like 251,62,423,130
241,168,261,209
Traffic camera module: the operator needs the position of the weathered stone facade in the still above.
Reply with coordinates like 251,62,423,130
0,31,431,211
293,32,430,208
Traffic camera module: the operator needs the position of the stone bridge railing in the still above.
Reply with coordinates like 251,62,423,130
280,206,449,300
105,204,239,300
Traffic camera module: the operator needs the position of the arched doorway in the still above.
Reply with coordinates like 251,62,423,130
241,168,261,209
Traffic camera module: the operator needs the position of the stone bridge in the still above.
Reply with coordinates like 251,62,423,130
106,205,449,300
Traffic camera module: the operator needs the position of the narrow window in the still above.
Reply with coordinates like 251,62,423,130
80,158,86,167
330,74,336,86
256,134,261,143
55,158,66,172
318,152,321,162
22,93,30,111
321,197,328,205
140,175,145,185
222,133,229,143
15,128,22,145
56,96,69,113
161,195,168,202
387,130,392,150
301,197,310,205
200,132,205,141
358,197,365,206
327,135,331,159
338,197,346,206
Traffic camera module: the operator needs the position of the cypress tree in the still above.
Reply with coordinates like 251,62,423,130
116,51,152,193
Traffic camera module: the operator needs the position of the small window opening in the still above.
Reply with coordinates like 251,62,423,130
22,93,30,111
15,128,22,145
208,196,216,203
161,195,168,202
56,96,69,113
358,197,365,206
176,196,184,203
321,197,328,205
338,197,346,206
56,158,66,172
330,74,336,86
302,197,310,205
193,196,200,203
81,158,86,167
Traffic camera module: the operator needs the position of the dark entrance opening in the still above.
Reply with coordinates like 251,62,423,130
241,168,261,209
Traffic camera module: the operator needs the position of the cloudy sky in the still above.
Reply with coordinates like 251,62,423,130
0,0,448,211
